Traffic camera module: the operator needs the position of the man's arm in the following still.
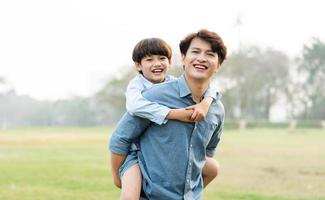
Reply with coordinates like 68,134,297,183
206,102,225,157
109,113,151,187
110,153,126,188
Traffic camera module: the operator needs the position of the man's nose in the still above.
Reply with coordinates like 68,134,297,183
196,53,207,62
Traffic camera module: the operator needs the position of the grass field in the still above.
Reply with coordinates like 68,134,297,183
0,127,325,200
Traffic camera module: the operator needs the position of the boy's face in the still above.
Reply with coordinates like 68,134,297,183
182,37,220,82
136,55,171,84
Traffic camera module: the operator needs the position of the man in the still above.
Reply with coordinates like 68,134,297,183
109,29,227,199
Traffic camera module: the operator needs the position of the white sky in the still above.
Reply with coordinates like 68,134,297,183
0,0,324,100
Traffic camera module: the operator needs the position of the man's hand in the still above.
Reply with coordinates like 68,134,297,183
113,173,122,188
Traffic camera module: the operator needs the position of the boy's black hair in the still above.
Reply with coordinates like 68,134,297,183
132,38,172,63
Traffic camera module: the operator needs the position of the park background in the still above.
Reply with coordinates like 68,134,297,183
1,0,324,199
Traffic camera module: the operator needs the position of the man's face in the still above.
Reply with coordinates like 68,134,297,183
136,55,171,84
182,38,220,82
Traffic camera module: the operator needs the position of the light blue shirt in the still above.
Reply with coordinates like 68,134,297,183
126,74,176,125
110,74,225,200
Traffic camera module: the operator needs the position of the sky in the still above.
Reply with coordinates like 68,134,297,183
0,0,324,100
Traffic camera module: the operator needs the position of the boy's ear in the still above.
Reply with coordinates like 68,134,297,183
135,62,142,72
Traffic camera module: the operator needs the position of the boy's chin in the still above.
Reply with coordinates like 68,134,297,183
151,77,165,83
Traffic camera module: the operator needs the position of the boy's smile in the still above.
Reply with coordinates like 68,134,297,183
136,55,171,84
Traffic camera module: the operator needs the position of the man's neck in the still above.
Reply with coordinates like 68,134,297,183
184,74,210,103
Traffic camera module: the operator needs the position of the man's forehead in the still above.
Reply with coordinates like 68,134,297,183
189,38,213,51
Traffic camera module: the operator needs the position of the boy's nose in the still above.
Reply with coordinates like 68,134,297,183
153,60,162,66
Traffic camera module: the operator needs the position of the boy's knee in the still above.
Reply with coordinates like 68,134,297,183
203,158,220,178
211,160,220,177
121,195,138,200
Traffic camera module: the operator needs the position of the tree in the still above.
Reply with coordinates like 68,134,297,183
298,38,325,120
94,68,135,123
215,46,290,120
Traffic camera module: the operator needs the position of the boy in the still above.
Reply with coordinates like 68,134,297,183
112,37,220,200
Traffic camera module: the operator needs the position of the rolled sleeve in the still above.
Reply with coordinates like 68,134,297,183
206,102,225,157
206,126,222,157
109,113,150,155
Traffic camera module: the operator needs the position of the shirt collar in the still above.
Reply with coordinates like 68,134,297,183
138,74,154,88
177,74,192,98
138,74,175,88
177,74,222,101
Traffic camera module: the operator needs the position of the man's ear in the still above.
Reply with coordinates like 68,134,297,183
181,54,185,61
215,63,221,73
181,54,185,64
181,54,186,69
135,62,142,72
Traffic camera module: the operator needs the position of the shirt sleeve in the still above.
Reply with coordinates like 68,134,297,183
109,112,151,155
204,85,221,101
206,102,225,157
125,79,171,125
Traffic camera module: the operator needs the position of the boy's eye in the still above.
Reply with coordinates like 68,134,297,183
145,58,152,61
160,56,167,60
207,53,216,57
191,50,199,54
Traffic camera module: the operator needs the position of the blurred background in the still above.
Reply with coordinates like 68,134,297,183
0,0,324,127
0,0,324,199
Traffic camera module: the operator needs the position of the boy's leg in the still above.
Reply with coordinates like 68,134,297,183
121,163,142,200
202,157,220,187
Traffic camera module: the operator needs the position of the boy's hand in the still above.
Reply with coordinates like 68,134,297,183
185,97,213,121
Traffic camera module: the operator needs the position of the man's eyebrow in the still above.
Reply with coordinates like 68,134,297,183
190,47,214,52
206,50,216,53
189,47,200,50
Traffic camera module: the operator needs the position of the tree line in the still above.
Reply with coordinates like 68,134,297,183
0,39,324,127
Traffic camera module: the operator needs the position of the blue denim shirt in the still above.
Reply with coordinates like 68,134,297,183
109,75,224,200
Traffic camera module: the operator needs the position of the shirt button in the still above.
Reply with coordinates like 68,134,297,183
187,179,190,183
190,144,193,148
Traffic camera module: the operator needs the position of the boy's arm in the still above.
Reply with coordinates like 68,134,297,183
185,86,220,121
166,108,195,122
185,97,213,121
126,79,171,125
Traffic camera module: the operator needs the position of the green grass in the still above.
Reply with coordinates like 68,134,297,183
0,127,325,200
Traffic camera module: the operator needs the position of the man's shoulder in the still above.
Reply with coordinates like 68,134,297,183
206,100,225,124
